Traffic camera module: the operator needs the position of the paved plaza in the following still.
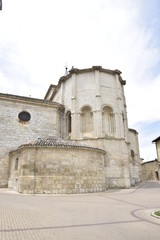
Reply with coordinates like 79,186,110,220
0,181,160,240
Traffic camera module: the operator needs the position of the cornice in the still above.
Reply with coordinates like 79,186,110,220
141,159,158,165
0,92,64,110
129,128,138,134
44,84,56,100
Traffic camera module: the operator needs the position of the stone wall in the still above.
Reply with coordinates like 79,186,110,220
0,93,64,187
128,129,141,186
8,140,106,194
156,140,160,162
76,138,131,189
141,160,159,180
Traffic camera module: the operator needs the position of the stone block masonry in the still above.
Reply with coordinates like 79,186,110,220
0,93,64,187
8,138,106,194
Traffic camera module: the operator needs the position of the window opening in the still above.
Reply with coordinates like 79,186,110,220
15,158,19,170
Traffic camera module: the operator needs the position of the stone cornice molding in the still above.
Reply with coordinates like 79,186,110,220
0,92,64,110
129,128,138,135
75,136,126,141
44,84,56,100
141,159,158,165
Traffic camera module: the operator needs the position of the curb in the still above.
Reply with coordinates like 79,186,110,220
151,210,160,219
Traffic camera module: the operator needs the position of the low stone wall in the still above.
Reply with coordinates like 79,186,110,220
9,139,106,194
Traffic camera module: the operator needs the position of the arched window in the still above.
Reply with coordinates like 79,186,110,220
81,106,93,136
66,111,72,136
102,106,115,135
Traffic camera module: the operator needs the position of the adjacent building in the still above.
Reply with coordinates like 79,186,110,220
152,136,160,162
141,159,159,181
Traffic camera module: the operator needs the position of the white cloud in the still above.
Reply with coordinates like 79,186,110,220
0,70,13,92
126,73,160,125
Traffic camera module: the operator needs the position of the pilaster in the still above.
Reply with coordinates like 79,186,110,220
94,70,102,138
60,82,64,105
71,73,76,139
115,74,124,138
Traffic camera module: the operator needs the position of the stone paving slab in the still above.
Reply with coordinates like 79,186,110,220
0,181,160,240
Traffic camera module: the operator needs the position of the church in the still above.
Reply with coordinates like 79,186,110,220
0,66,141,194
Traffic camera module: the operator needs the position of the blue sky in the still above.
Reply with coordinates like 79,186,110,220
0,0,160,160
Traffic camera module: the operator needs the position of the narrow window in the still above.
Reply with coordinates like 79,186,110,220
122,112,126,137
66,111,72,136
15,158,19,170
68,112,71,133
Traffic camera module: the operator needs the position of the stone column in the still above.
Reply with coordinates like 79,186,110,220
115,74,124,138
71,73,76,139
94,68,102,138
60,82,64,105
121,85,129,142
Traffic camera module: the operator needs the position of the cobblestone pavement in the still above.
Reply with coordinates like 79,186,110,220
0,181,160,240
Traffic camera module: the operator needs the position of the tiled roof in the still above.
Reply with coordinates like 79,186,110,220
18,137,105,152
